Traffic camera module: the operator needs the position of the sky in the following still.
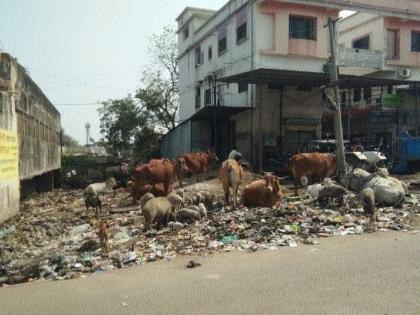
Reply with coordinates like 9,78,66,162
0,1,354,144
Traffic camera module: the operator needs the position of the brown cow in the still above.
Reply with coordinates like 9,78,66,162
243,174,283,208
289,153,337,195
135,183,168,200
132,159,176,202
132,158,188,202
182,150,219,182
219,159,244,209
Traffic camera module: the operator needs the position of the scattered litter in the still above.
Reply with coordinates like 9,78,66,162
221,235,238,244
186,260,201,268
0,225,16,239
0,172,417,286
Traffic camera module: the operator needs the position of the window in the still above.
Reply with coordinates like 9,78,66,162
411,31,420,52
387,29,400,59
236,8,247,43
341,91,347,105
238,83,248,93
195,47,202,66
353,36,369,50
195,86,201,109
208,46,212,61
289,16,317,40
364,87,372,104
353,88,361,102
218,24,227,55
213,87,217,106
268,84,281,90
216,85,224,106
205,88,211,106
183,26,189,40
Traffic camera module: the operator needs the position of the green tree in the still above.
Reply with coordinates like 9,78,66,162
135,26,179,133
134,126,161,161
61,130,79,147
98,26,178,159
98,97,144,154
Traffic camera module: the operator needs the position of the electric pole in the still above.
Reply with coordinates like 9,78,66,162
416,82,419,136
326,16,346,178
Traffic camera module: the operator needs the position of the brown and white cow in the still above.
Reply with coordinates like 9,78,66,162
289,153,337,195
219,159,244,209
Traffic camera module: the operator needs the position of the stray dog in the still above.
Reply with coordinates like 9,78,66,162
85,194,102,215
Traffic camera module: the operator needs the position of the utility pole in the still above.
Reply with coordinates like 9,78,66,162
348,90,353,142
326,17,346,178
416,82,419,136
257,84,263,173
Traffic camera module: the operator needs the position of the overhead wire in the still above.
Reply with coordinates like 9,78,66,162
55,102,100,106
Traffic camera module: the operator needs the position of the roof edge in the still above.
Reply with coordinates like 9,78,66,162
176,6,217,22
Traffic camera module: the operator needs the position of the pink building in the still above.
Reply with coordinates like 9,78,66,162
340,12,420,80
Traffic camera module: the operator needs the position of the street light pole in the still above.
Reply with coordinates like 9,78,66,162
326,16,346,178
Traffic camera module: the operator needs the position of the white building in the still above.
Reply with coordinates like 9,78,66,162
162,0,420,169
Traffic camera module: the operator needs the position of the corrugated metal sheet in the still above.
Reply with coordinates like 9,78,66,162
161,120,191,159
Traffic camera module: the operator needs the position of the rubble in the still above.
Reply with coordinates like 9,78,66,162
0,173,418,287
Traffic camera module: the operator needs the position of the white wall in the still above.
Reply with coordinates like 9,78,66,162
178,0,342,122
178,0,254,122
339,13,386,51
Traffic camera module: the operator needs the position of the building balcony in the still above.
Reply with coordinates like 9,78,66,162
385,56,420,69
339,47,385,70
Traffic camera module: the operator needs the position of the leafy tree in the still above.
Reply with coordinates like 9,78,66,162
98,97,144,154
98,26,178,159
135,26,179,132
62,130,79,147
134,126,161,161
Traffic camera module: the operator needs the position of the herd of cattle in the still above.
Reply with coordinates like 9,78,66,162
82,150,345,234
131,150,338,204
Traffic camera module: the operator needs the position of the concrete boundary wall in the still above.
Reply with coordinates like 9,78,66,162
0,53,61,223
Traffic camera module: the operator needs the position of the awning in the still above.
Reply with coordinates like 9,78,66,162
190,105,252,121
217,68,418,88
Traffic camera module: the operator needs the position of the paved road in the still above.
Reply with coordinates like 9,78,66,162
1,231,419,315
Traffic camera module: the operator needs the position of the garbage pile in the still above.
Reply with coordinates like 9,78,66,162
0,171,418,286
